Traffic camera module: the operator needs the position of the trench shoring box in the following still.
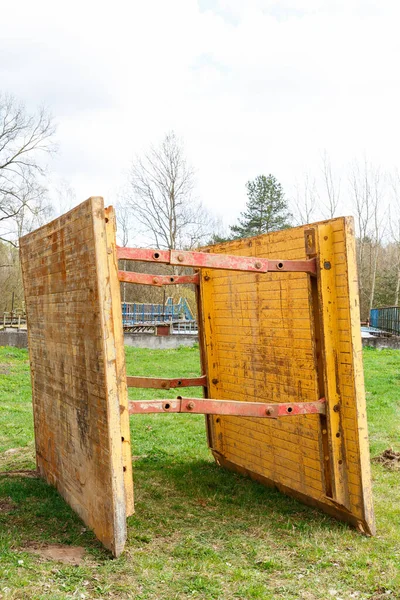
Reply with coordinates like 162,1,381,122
20,197,374,556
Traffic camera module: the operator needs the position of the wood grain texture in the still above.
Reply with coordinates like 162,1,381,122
20,197,128,556
104,206,134,517
201,217,375,534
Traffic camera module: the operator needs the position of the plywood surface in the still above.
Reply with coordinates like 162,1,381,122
200,217,374,534
20,197,128,556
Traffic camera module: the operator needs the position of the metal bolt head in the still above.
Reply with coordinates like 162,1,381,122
333,403,340,412
153,277,159,284
255,261,262,269
177,254,184,262
212,378,218,385
204,275,210,281
324,261,331,270
187,401,195,410
266,408,272,416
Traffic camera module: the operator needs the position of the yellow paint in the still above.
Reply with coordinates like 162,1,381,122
201,217,375,534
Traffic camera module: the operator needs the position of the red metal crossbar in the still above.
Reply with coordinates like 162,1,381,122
118,271,200,286
127,375,207,389
117,247,317,275
129,397,326,418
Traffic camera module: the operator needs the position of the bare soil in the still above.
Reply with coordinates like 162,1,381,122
0,498,17,512
373,448,400,469
24,543,86,565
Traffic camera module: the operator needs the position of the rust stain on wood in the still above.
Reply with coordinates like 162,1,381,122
201,217,375,534
20,197,128,556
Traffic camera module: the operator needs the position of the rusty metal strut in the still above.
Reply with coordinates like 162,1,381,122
129,397,326,418
117,247,317,275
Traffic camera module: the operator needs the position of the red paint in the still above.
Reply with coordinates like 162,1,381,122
118,271,200,286
126,375,208,389
116,247,317,275
129,397,326,417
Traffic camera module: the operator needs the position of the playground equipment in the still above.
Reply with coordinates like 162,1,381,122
19,197,375,557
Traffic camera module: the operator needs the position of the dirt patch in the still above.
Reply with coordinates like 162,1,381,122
373,448,400,470
24,543,86,565
0,498,17,512
0,363,10,375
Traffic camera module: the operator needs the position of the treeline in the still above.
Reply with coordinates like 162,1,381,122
0,91,398,322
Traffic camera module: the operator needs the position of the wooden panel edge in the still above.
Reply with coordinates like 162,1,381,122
343,216,376,535
105,206,134,517
91,197,127,557
215,454,374,535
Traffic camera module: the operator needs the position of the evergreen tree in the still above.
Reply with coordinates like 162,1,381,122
230,174,291,239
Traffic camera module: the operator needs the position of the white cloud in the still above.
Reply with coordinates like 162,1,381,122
2,0,400,227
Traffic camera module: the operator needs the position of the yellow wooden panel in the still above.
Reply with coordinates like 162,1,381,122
20,197,128,556
201,217,375,534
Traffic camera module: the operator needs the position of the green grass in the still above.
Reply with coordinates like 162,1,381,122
0,345,399,599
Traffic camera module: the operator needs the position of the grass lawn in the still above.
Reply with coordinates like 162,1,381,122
0,344,399,600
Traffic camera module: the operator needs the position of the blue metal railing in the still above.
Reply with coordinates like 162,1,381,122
370,307,400,335
122,297,194,326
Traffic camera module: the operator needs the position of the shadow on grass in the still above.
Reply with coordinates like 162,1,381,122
0,455,351,561
0,476,109,559
130,456,350,539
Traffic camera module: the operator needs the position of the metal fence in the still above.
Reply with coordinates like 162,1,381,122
121,297,193,327
370,307,400,335
1,311,27,330
172,321,198,334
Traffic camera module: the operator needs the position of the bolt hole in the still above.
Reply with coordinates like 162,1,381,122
164,403,170,410
336,432,340,438
105,217,109,223
338,459,343,465
287,406,293,413
277,262,284,269
121,436,125,442
153,252,160,259
170,277,174,282
177,381,182,385
123,466,127,472
216,418,220,423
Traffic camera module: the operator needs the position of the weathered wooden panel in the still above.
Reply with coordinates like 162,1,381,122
20,197,129,556
200,217,375,534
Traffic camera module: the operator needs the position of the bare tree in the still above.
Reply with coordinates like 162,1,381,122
349,159,386,318
0,93,56,245
293,173,318,224
115,200,132,303
368,168,385,313
389,170,400,305
321,150,340,218
54,179,76,216
126,132,214,250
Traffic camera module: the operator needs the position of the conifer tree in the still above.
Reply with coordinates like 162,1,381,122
230,174,291,238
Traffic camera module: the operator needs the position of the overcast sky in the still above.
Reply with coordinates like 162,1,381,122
2,0,400,227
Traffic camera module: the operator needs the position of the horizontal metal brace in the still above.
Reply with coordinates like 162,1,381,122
127,375,208,389
129,397,326,417
117,247,317,275
118,271,200,286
